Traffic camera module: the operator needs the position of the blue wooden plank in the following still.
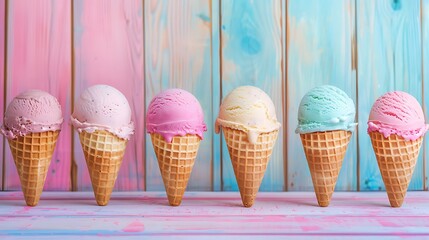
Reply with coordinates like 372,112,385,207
287,0,357,191
423,0,429,191
211,0,221,191
357,0,423,190
144,0,213,191
220,0,284,191
282,0,286,189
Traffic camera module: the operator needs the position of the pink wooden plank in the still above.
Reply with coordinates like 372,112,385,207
0,192,428,237
4,0,71,190
73,0,144,191
0,0,5,190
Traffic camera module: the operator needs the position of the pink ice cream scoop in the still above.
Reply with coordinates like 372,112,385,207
367,91,429,141
71,85,134,140
146,89,207,143
1,90,63,140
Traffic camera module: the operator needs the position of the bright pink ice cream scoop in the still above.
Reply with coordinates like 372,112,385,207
1,90,63,139
367,91,429,141
146,89,207,143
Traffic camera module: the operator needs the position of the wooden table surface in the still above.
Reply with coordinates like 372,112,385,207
0,191,428,239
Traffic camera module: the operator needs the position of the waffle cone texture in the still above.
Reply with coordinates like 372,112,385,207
369,131,422,207
79,130,127,206
300,130,352,207
8,131,60,206
150,133,200,206
222,127,278,208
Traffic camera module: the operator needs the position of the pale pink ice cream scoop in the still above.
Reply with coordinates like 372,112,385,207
367,91,429,141
1,90,63,140
71,85,134,140
146,89,207,143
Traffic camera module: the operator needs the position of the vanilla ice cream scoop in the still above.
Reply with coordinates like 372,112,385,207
1,90,63,139
71,85,134,140
215,86,281,144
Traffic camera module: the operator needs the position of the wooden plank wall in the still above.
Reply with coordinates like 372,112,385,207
220,0,284,191
0,0,427,192
73,0,144,191
4,0,71,191
424,0,429,191
144,0,213,191
357,0,423,191
0,0,5,189
287,0,357,191
211,0,221,191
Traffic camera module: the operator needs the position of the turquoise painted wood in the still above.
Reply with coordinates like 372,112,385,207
287,0,357,191
220,0,285,191
144,0,213,191
4,0,72,191
211,0,222,191
424,0,429,190
357,0,423,191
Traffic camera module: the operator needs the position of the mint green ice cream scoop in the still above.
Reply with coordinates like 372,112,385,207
295,85,357,134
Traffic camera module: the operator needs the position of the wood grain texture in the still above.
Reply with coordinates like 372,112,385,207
211,0,221,191
144,0,213,191
0,192,428,237
424,0,429,190
0,0,428,193
281,0,287,190
220,0,284,192
73,0,144,191
0,0,5,190
4,0,71,190
357,0,423,190
287,0,357,191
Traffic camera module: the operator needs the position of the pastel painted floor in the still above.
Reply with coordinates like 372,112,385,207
0,192,428,239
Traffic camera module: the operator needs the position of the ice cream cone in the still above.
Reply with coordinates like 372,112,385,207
79,130,127,206
300,130,352,207
222,127,278,208
151,133,200,206
369,131,422,207
8,131,60,206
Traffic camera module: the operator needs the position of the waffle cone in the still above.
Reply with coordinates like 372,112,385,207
300,130,352,207
222,127,278,208
8,131,59,206
369,131,422,207
150,133,200,206
79,130,127,206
